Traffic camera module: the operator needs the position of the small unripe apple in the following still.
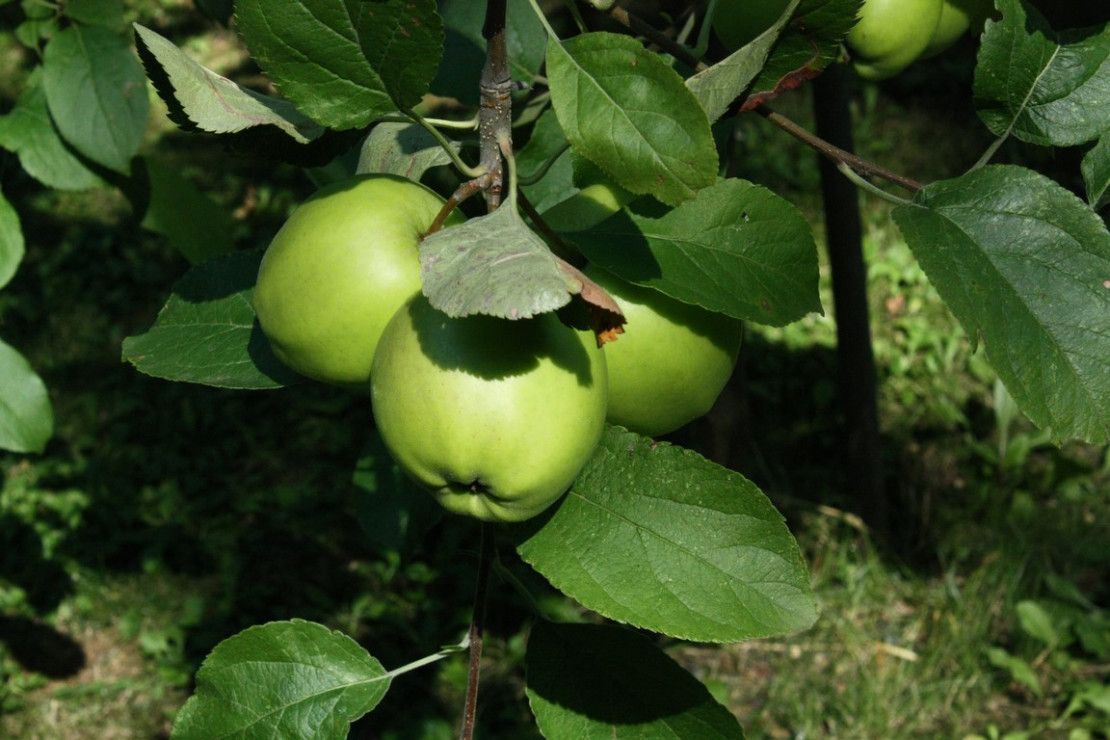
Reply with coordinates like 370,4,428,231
847,0,944,80
253,174,462,389
587,266,743,437
370,296,608,523
920,0,994,58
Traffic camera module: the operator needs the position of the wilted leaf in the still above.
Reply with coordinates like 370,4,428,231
420,204,579,319
171,620,390,740
514,427,818,643
547,32,718,206
893,164,1110,444
526,621,745,738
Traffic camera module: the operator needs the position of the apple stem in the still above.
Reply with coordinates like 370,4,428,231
458,520,496,740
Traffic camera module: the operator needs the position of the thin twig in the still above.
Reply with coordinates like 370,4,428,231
458,521,497,740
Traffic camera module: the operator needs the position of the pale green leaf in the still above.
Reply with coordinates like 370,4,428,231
171,620,390,740
133,23,323,144
546,32,718,206
0,188,24,290
356,122,456,181
0,338,53,454
0,71,108,190
514,427,818,643
571,178,821,325
134,157,236,264
41,25,148,174
419,204,578,319
526,621,745,738
893,165,1110,444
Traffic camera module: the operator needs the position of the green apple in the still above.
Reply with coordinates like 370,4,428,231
920,0,994,58
711,0,794,51
847,0,944,80
370,296,608,523
253,174,462,389
540,181,636,233
587,266,743,437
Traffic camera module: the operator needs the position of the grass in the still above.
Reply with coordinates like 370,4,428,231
2,13,1109,739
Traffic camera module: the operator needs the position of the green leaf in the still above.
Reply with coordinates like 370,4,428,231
987,646,1043,697
171,619,390,740
133,23,324,145
1082,134,1110,209
122,250,304,389
433,0,547,105
0,188,24,290
687,0,801,122
514,427,818,643
0,338,53,454
352,431,444,556
546,32,718,206
127,157,236,264
974,0,1110,147
356,122,456,181
234,0,444,130
41,24,148,175
892,165,1110,444
743,0,862,109
571,178,821,325
63,0,124,29
1015,600,1061,646
0,71,108,190
517,107,577,213
526,621,746,738
419,203,578,319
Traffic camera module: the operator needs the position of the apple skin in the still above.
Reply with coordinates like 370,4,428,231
253,174,462,389
587,266,743,437
920,0,994,58
847,0,944,80
541,181,636,233
711,0,794,51
370,296,608,523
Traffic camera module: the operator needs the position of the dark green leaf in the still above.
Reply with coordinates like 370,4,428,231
974,0,1110,147
0,188,23,290
547,32,718,206
514,427,818,643
892,164,1110,444
133,23,324,145
131,157,236,264
235,0,443,130
352,431,444,556
1082,134,1110,209
41,24,148,174
744,0,862,108
433,0,547,105
0,338,53,454
63,0,124,29
171,620,390,740
688,0,801,122
517,108,576,214
0,71,108,190
15,16,56,47
356,122,456,181
122,250,304,389
572,177,821,325
419,203,579,319
526,621,745,738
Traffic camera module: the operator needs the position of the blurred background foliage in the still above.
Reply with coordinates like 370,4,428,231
0,1,1108,738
